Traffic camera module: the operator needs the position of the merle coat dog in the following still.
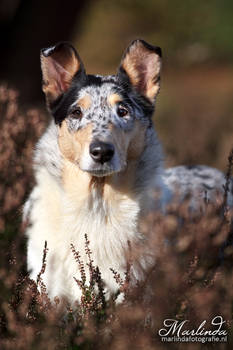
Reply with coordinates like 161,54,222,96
24,40,231,304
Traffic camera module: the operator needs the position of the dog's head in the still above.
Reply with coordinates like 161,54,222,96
41,40,162,177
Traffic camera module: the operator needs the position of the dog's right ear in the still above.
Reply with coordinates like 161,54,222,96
41,42,85,107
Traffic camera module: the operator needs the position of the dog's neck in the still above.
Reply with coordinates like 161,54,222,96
61,157,142,209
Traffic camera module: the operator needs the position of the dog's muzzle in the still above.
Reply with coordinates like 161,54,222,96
80,140,121,177
89,141,114,164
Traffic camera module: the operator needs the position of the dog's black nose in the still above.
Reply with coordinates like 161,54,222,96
89,141,115,163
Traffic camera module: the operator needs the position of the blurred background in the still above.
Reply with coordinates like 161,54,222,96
1,0,233,168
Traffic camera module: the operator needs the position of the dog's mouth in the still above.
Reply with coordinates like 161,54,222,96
81,161,124,177
83,166,120,177
79,149,125,177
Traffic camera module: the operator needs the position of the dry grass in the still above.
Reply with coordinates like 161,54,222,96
0,85,233,349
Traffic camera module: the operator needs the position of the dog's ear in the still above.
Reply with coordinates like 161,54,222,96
41,42,85,106
118,39,162,104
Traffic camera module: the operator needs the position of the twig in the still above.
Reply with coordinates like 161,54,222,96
36,241,48,285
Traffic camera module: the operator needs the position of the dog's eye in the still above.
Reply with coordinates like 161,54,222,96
117,105,128,118
70,107,82,119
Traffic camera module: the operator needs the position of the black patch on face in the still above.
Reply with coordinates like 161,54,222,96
84,75,103,87
114,77,154,119
50,71,154,125
50,69,87,124
50,74,106,124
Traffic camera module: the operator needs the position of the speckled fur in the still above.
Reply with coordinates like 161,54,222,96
163,165,233,209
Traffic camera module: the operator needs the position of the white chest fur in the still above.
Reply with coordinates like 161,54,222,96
26,163,145,304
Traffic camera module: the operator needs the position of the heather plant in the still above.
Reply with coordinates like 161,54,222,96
0,86,233,349
0,85,46,234
70,235,107,318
